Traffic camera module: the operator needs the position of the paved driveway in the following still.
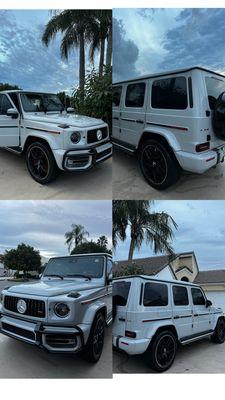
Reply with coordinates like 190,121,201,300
113,338,225,373
113,148,225,200
0,149,112,200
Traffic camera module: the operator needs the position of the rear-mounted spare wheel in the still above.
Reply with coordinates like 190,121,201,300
213,91,225,139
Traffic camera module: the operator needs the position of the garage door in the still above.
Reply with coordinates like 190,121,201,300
205,291,225,312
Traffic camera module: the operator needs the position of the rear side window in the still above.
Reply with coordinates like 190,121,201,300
151,76,187,109
173,285,189,306
205,77,225,110
125,82,146,107
191,288,205,305
143,282,168,306
113,281,131,306
113,86,122,107
0,94,12,115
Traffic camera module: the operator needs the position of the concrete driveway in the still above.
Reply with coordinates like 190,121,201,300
113,147,225,200
0,149,112,200
113,338,225,373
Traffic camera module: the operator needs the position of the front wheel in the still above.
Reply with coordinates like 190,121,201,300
138,139,180,190
211,318,225,343
26,142,59,184
83,313,105,363
145,330,177,372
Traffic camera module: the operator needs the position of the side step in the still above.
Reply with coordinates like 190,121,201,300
6,146,23,155
180,330,214,345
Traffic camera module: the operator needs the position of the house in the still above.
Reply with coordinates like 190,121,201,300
114,251,225,311
0,262,6,277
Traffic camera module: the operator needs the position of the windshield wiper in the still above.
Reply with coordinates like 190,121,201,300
44,274,64,280
64,274,91,280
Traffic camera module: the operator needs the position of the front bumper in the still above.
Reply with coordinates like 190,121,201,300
113,335,150,355
0,314,86,354
175,145,225,174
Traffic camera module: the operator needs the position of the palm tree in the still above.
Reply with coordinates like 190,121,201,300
113,200,178,261
65,224,89,253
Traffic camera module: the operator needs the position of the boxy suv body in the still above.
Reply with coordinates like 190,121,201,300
112,66,225,190
0,90,112,184
0,253,112,363
112,275,225,371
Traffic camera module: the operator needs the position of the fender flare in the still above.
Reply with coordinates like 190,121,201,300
82,301,107,326
138,127,182,152
22,132,60,152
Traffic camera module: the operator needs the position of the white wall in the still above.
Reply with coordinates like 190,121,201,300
155,266,176,281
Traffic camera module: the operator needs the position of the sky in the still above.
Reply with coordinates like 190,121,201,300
114,200,225,271
113,8,225,82
0,10,93,93
0,200,112,262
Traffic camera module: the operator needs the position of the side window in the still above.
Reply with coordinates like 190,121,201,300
107,259,113,276
125,82,146,108
173,285,189,306
151,76,188,109
113,281,131,306
0,94,12,115
191,288,206,306
143,282,168,307
113,86,122,107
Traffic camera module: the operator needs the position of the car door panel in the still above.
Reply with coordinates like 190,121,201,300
0,94,20,147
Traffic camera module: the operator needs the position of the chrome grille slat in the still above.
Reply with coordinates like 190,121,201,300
4,295,45,318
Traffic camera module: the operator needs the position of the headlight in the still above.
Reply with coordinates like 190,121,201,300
54,302,70,318
70,131,81,144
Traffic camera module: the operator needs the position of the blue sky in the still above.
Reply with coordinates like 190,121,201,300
114,201,225,271
113,8,225,82
0,10,89,93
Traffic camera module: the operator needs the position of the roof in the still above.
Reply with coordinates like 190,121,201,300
50,253,112,260
113,274,200,287
0,90,56,95
113,66,225,85
194,270,225,284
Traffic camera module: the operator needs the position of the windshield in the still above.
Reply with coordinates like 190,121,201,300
205,76,225,110
20,93,64,112
43,256,105,279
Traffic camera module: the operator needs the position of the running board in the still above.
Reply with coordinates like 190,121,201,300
112,139,136,153
6,146,23,155
180,330,214,345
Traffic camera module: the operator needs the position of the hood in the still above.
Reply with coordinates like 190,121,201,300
6,279,102,297
24,112,105,128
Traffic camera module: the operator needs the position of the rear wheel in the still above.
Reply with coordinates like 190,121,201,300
139,139,180,190
145,330,177,372
211,318,225,343
26,141,59,184
83,313,105,363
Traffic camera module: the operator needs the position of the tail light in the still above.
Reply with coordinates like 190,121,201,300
196,142,210,152
125,330,136,338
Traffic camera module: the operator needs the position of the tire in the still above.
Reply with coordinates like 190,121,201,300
138,139,181,190
211,318,225,343
82,312,105,363
26,141,59,184
145,330,177,372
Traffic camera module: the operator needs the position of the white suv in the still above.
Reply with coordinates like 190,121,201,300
112,275,225,372
112,66,225,190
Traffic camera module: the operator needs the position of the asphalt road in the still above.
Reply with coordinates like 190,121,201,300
113,147,225,200
113,338,225,373
0,280,112,378
0,149,112,200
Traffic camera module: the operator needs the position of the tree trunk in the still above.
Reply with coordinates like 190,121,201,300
128,239,135,261
106,24,112,68
99,38,105,76
79,32,85,101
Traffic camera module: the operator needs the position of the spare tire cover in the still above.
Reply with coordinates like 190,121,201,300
213,91,225,139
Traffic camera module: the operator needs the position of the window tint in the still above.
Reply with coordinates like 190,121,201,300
113,86,122,107
151,76,188,109
143,282,168,307
191,288,205,305
173,285,189,306
205,77,225,110
0,94,12,115
113,281,131,306
125,82,145,107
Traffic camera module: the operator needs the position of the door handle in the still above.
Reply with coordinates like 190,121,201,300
174,315,180,319
136,119,144,124
113,117,119,120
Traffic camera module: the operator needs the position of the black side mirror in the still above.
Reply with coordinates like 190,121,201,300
106,273,113,285
206,299,212,307
7,108,19,119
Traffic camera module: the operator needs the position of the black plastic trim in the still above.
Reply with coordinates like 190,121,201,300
180,329,214,342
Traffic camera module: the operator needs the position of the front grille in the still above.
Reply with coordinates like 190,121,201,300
2,322,35,341
87,127,108,144
4,296,45,318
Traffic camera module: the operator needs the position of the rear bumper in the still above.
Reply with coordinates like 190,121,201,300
175,146,225,174
113,335,150,355
0,314,88,354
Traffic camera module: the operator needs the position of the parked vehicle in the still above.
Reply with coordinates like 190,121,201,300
112,66,225,190
0,91,112,183
112,275,225,372
0,253,112,362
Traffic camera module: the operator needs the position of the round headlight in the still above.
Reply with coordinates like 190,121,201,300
70,131,81,144
54,303,70,318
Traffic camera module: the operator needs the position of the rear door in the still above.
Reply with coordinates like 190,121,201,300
171,284,193,339
112,279,132,336
0,93,20,147
191,286,211,335
112,85,122,141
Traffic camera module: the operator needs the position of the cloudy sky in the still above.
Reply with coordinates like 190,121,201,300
114,200,225,271
113,8,225,82
0,10,90,93
0,201,112,261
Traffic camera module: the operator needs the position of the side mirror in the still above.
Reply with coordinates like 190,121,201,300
67,107,75,114
106,273,113,285
7,108,19,119
206,299,212,308
39,273,42,279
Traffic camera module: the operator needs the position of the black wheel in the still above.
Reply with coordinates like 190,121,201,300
139,139,180,190
26,142,59,184
145,330,177,372
211,318,225,343
83,313,105,363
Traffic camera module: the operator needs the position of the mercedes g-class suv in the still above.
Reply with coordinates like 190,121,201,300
0,253,112,363
112,66,225,190
113,275,225,372
0,90,112,183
